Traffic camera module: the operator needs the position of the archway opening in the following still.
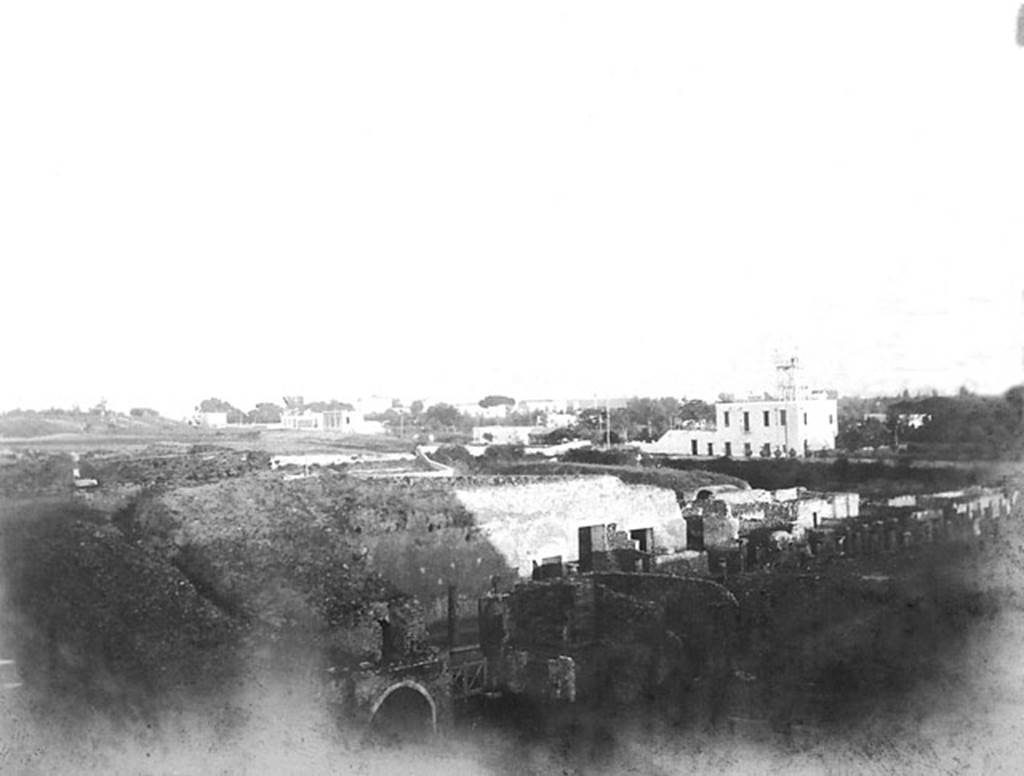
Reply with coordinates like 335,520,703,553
369,685,434,744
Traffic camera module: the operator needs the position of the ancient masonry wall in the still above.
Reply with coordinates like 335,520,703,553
454,475,686,576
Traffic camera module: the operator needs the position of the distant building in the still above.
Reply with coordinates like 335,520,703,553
281,409,322,430
714,395,837,458
864,411,928,429
644,395,837,458
458,403,512,420
472,425,539,445
281,406,381,434
642,356,839,459
196,411,229,428
897,412,930,429
516,398,570,415
566,398,630,412
321,408,362,431
542,412,577,429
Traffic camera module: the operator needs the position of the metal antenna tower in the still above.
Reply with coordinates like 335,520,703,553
775,353,800,401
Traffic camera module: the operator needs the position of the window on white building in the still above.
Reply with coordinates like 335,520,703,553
763,411,770,427
780,410,787,426
707,442,714,456
743,412,750,432
724,411,730,427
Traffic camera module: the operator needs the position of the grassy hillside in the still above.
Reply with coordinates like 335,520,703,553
0,472,493,718
0,409,188,439
146,473,516,625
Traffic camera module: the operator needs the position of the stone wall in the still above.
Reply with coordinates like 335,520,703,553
682,500,740,550
454,475,687,576
485,573,737,707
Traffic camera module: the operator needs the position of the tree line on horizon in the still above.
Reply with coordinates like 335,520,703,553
5,384,1021,459
837,385,1024,459
188,394,717,443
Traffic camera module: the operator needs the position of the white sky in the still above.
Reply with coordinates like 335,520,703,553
3,2,1024,418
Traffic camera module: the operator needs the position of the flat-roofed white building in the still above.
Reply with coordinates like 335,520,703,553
281,407,382,434
642,395,838,458
714,395,837,458
647,428,719,457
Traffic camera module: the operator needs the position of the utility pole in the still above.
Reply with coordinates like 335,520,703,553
605,396,611,448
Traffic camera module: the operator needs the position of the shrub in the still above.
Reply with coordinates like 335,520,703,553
563,447,642,467
481,444,526,465
430,444,476,471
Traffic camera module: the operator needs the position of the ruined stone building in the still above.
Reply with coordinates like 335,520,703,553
478,571,738,713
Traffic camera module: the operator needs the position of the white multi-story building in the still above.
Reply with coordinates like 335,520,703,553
645,357,839,458
712,395,838,458
644,395,837,458
644,394,837,458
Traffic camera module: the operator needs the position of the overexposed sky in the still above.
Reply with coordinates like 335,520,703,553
2,2,1023,418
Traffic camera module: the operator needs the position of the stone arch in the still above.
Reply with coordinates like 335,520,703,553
368,680,437,740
